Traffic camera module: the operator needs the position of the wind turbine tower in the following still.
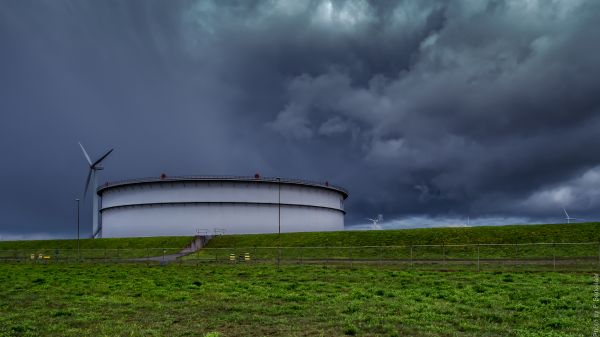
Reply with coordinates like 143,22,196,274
79,142,113,238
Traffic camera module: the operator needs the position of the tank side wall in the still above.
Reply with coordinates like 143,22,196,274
101,204,343,238
101,181,344,211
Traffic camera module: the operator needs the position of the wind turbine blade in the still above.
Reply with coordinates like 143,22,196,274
563,208,569,218
92,227,101,239
83,169,92,201
92,148,114,167
79,142,92,166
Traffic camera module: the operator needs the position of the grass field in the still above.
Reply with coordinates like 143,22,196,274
0,236,194,260
2,224,599,264
184,223,600,265
205,223,600,248
2,223,598,252
0,263,593,337
185,244,599,271
0,236,193,250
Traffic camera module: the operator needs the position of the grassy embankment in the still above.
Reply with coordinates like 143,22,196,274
2,223,600,263
0,236,194,260
208,223,600,247
0,263,592,337
190,223,600,263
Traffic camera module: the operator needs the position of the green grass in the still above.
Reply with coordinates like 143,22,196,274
183,223,600,264
0,236,194,260
3,223,600,263
0,263,592,336
206,223,600,248
0,236,194,250
186,244,599,269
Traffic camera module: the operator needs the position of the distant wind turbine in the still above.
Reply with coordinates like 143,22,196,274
79,142,113,238
366,214,383,230
563,208,584,224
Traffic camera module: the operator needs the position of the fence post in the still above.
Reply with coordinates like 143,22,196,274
277,247,281,268
410,246,413,268
349,246,352,267
514,243,518,268
553,243,556,270
477,244,480,272
442,243,446,265
299,247,303,265
378,246,382,266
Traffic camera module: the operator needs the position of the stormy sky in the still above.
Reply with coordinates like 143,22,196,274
1,0,600,239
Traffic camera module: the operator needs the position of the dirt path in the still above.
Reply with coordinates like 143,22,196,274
130,236,212,262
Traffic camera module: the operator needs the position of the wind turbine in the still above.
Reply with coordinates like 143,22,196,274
366,214,383,230
563,208,583,224
79,142,113,238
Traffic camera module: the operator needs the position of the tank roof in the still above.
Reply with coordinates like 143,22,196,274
97,175,348,198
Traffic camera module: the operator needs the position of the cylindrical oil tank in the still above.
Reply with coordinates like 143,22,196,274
96,175,348,238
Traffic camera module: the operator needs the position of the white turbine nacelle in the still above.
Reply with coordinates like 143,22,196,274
79,142,113,239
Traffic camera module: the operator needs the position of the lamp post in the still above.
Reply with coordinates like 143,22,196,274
277,178,281,235
277,178,281,267
76,198,80,261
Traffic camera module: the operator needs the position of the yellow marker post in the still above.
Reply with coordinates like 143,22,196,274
244,253,251,261
229,254,235,262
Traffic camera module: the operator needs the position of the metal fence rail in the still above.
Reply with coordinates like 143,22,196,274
2,242,599,271
0,248,183,263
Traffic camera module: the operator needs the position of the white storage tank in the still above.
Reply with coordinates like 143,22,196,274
96,175,348,238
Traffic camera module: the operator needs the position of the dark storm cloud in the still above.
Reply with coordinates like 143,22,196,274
1,0,600,238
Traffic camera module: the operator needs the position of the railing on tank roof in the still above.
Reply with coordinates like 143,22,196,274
97,175,348,195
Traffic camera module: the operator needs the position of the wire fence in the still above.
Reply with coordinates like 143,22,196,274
1,242,599,271
0,248,183,263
